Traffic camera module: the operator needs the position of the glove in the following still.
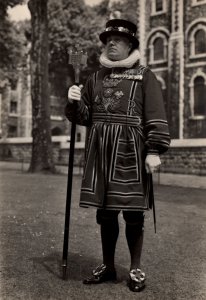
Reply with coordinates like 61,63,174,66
145,154,161,173
68,85,82,103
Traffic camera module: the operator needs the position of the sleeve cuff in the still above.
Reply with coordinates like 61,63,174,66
147,149,159,155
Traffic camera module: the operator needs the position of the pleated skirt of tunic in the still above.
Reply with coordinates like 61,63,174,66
80,114,153,211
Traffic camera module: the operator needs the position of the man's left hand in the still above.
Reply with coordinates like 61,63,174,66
145,154,161,173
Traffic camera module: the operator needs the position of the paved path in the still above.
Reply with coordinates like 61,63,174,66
0,162,206,300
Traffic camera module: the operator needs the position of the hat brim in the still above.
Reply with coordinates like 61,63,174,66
99,30,139,49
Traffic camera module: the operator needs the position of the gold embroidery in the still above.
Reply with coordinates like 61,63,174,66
103,88,113,97
103,75,122,88
110,67,147,81
114,91,124,99
110,74,143,80
95,88,124,113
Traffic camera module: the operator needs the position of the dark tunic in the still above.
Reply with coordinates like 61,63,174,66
65,64,170,211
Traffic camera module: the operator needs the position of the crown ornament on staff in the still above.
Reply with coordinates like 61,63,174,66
68,45,87,85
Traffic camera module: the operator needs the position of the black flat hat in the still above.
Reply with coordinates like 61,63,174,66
99,19,139,49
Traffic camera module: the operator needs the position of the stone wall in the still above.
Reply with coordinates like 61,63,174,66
160,139,206,175
0,137,84,167
0,137,206,175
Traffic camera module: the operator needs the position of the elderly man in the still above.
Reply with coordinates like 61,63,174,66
65,18,170,292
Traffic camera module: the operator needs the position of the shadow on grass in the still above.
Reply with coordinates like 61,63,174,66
31,252,128,283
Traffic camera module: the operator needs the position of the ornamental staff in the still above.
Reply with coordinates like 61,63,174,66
65,18,170,293
62,46,87,279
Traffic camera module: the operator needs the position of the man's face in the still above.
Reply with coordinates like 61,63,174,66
105,34,132,61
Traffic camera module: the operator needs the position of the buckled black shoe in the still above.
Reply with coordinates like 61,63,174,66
127,268,146,292
83,264,117,284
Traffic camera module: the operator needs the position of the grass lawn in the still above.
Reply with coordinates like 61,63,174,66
0,164,206,300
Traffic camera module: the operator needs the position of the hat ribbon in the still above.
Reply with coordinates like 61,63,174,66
105,26,135,36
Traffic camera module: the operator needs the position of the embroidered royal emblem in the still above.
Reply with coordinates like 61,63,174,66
94,87,124,113
103,88,113,97
103,97,120,112
114,91,124,99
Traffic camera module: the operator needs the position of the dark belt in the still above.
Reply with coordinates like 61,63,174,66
92,113,142,126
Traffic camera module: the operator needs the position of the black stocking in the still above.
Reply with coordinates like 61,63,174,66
125,224,144,270
100,219,119,271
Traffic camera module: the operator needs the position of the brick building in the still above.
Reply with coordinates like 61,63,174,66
0,68,70,140
0,63,84,143
1,0,205,141
137,0,206,139
0,0,206,174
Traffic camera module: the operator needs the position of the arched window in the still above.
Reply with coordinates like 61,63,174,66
156,0,163,11
147,30,169,64
76,132,81,142
156,76,167,112
52,127,62,136
194,76,206,116
151,0,166,15
187,21,206,58
10,101,18,114
154,37,164,60
8,125,17,137
195,29,206,54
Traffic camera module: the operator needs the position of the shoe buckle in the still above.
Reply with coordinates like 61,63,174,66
130,268,146,283
93,264,107,276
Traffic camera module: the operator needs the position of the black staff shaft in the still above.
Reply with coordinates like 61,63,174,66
62,46,87,279
62,92,78,280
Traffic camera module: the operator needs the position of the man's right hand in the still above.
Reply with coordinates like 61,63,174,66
68,85,82,103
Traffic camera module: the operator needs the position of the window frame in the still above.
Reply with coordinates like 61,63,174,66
191,0,206,7
151,0,167,16
156,75,166,90
189,70,206,119
189,24,206,59
9,100,18,116
148,32,168,64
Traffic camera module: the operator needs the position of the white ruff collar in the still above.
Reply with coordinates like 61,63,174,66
99,49,140,68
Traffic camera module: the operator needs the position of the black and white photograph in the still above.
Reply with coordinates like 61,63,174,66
0,0,206,299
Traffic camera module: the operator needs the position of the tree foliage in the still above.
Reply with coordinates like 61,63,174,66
0,0,138,89
0,20,28,88
47,0,138,90
110,0,138,24
0,0,27,87
47,0,110,98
